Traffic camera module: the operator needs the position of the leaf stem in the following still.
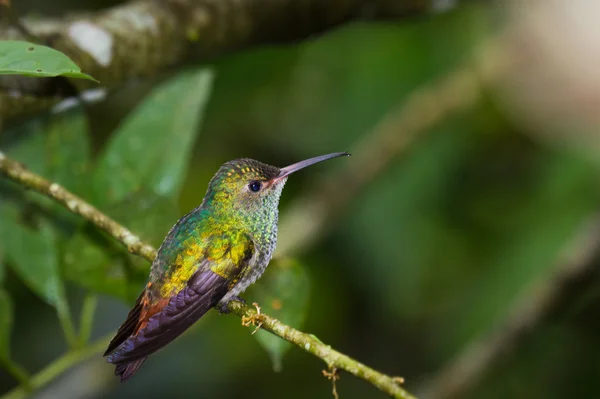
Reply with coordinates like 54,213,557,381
0,335,112,399
55,295,78,350
77,293,98,347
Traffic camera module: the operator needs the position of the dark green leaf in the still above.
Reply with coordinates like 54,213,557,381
0,244,5,285
250,258,310,371
1,105,91,194
1,117,47,174
0,290,12,359
0,40,97,81
63,232,130,300
0,207,66,308
45,107,91,196
93,69,214,205
63,193,178,301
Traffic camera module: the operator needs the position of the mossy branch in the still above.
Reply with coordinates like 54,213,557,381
0,150,416,399
230,301,413,399
0,0,452,121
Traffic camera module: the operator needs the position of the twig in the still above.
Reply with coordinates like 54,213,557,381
420,218,600,399
0,151,415,399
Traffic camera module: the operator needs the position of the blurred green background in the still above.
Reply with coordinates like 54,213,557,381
2,1,600,399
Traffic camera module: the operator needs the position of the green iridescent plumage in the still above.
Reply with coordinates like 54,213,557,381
104,153,349,382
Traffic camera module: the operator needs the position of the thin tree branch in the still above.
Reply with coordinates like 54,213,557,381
0,150,416,399
0,0,457,121
420,218,600,399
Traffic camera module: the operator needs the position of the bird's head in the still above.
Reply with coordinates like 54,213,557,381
204,152,349,223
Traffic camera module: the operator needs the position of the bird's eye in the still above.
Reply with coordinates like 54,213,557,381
248,181,262,192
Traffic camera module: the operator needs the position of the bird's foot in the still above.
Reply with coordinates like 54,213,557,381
218,296,246,314
241,302,264,335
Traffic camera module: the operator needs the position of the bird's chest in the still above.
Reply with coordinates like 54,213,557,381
229,220,278,297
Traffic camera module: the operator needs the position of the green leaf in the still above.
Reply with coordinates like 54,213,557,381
63,232,130,300
93,68,214,205
0,207,66,308
0,40,97,81
250,258,310,371
0,290,12,359
0,242,6,285
63,193,178,301
0,105,91,194
110,191,180,249
1,117,47,174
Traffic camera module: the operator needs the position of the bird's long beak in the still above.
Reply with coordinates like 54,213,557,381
276,152,350,180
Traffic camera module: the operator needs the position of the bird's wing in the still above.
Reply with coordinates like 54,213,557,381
104,232,255,366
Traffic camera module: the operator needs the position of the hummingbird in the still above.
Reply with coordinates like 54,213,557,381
104,152,349,382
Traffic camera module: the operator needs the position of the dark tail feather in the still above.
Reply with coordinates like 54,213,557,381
105,291,148,382
115,357,147,382
107,270,229,383
106,271,229,365
104,291,145,356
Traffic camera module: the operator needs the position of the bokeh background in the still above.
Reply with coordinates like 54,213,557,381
2,1,600,398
